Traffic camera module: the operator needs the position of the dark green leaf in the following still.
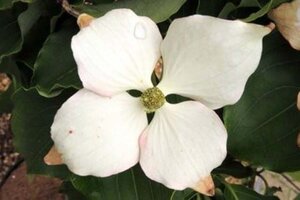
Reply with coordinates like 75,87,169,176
0,0,60,67
73,0,187,23
224,31,300,172
265,186,281,196
11,87,74,178
213,159,254,178
16,0,60,68
0,0,35,10
214,189,226,200
0,9,22,63
294,194,300,200
218,2,237,19
32,17,82,97
71,164,175,200
16,17,50,69
196,0,227,16
61,181,88,200
286,171,300,182
170,188,198,200
241,0,290,22
224,184,279,200
241,0,273,22
219,0,290,21
0,0,56,64
0,83,14,113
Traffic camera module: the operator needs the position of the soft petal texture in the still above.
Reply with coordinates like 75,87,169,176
158,15,271,109
269,0,300,50
72,9,162,96
51,89,147,177
139,101,227,191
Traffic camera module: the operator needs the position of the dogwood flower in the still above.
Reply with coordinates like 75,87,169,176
50,9,270,195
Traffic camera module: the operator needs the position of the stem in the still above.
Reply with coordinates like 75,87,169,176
256,168,265,174
59,0,80,18
256,174,269,193
281,173,300,192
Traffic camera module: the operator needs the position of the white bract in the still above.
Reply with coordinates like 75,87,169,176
51,9,270,193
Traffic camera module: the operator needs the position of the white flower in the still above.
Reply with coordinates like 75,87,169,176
269,0,300,50
51,9,270,194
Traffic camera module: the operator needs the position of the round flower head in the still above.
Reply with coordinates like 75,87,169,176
50,9,271,195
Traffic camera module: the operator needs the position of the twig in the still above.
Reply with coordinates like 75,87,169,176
281,173,300,192
256,174,269,191
59,0,80,18
256,168,265,174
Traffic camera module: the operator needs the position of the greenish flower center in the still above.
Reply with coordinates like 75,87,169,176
140,87,165,113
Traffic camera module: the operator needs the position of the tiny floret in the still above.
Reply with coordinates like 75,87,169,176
140,87,165,113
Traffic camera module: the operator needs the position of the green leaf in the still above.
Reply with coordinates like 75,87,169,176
286,171,300,182
72,0,187,23
294,194,300,200
0,0,60,67
242,0,273,22
0,0,55,64
196,0,228,16
224,31,300,172
170,189,199,200
218,0,258,19
213,159,254,178
264,186,281,196
32,17,82,97
0,83,14,113
0,9,22,63
0,0,35,10
224,184,279,200
218,2,237,19
71,165,175,200
16,0,60,69
219,0,290,21
61,181,89,200
11,87,74,178
241,0,290,22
